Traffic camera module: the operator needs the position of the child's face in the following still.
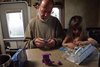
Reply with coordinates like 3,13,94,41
72,24,82,36
73,28,79,34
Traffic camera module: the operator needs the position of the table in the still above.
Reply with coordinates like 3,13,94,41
25,48,99,67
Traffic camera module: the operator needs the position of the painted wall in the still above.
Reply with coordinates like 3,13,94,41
0,2,29,53
98,0,100,27
28,6,37,20
65,0,99,28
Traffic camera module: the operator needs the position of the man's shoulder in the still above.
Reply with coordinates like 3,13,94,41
30,17,37,23
50,16,59,22
50,16,58,19
50,16,60,23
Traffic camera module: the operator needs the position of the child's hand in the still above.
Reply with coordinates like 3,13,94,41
73,41,81,46
63,43,77,49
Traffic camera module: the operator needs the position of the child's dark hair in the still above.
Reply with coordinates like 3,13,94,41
69,15,82,27
67,15,88,41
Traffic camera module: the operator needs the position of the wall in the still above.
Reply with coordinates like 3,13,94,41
0,19,6,54
98,0,100,27
65,0,99,28
29,0,37,20
0,2,29,53
28,6,37,20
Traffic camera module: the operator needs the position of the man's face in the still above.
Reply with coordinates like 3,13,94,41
38,0,53,21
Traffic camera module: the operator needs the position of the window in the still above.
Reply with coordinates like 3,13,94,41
6,10,24,38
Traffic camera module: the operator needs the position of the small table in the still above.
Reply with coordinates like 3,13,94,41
25,48,99,67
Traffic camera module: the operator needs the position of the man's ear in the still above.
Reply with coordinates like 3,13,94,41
33,5,39,9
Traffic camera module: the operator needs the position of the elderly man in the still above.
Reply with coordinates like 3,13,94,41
25,0,64,49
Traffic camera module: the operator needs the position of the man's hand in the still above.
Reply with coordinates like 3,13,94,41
34,38,45,48
46,39,56,48
34,38,56,48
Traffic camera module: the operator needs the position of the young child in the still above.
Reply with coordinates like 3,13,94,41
62,15,98,49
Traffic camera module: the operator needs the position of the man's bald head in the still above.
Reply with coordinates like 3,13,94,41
38,0,54,6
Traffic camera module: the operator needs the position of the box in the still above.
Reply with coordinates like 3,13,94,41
64,44,96,64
